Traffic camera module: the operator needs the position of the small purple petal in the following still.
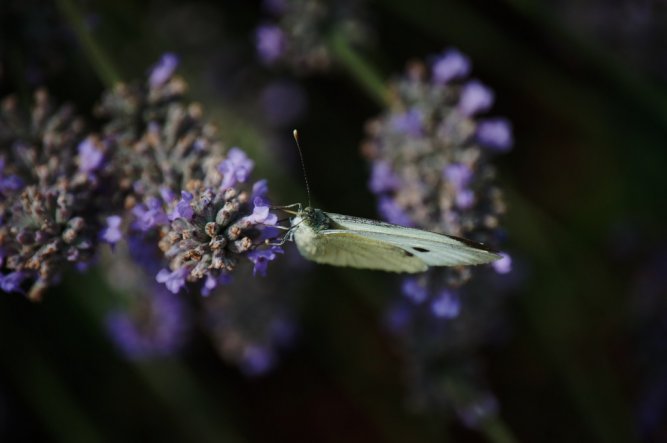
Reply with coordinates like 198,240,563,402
77,138,104,173
390,108,423,136
252,180,269,200
132,198,169,231
149,53,179,88
459,81,494,116
156,268,188,294
378,197,413,227
455,189,475,209
432,48,471,84
402,278,428,304
476,118,513,151
431,290,461,318
101,215,123,246
492,253,512,274
261,81,307,127
369,161,400,194
218,148,255,189
0,271,28,293
243,197,278,225
256,25,285,64
168,191,194,221
247,246,284,277
241,345,274,376
443,163,472,189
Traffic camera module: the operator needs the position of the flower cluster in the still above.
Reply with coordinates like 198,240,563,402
363,49,514,419
0,90,118,300
255,0,370,72
95,54,283,295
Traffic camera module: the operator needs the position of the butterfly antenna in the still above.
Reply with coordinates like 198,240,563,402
293,129,311,208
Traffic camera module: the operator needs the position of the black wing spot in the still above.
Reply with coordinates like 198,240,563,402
413,247,430,253
403,250,415,257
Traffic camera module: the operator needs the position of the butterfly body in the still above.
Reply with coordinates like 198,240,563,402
289,207,500,273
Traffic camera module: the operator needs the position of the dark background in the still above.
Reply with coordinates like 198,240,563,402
1,0,667,442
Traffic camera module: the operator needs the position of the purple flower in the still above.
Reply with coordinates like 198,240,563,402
402,278,428,303
256,25,285,64
369,161,400,194
455,189,475,209
218,148,254,190
390,108,423,136
168,191,194,221
443,163,472,190
432,48,471,84
431,290,461,318
132,198,169,231
378,197,413,227
247,246,284,277
252,180,269,201
201,273,232,297
0,271,28,293
476,118,513,151
149,53,179,88
458,81,494,116
241,345,275,376
77,138,104,173
492,252,512,274
260,80,307,127
106,288,188,359
243,197,278,225
101,215,123,247
156,268,188,294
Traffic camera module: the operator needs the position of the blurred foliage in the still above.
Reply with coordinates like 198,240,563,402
1,0,667,442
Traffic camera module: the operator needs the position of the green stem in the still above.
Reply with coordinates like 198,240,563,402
55,0,122,87
327,31,390,107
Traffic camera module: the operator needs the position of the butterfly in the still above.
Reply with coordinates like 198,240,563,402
271,131,501,273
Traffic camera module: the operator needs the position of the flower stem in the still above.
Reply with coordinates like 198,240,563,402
55,0,122,87
327,31,390,107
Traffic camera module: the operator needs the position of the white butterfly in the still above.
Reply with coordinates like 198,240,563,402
277,205,500,273
271,130,501,273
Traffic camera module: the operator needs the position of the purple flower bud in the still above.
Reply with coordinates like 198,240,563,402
243,197,278,226
476,118,513,151
247,246,284,277
241,345,274,376
132,198,169,231
77,138,104,173
390,108,423,136
0,271,28,294
218,148,255,190
431,290,461,318
459,81,494,116
432,49,471,83
149,53,179,88
252,180,269,200
402,278,428,303
168,191,194,221
156,268,188,294
378,197,413,227
443,163,472,189
369,161,400,194
255,25,285,64
101,215,123,247
492,252,512,274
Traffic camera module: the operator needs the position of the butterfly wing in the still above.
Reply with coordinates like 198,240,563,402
294,226,428,273
324,212,501,267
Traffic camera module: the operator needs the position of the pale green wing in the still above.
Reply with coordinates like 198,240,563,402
299,230,428,273
325,213,501,267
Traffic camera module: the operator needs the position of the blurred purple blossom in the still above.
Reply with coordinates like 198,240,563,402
77,137,104,173
476,118,514,151
149,53,179,88
247,246,284,277
432,48,471,83
101,216,123,247
431,290,461,318
219,148,255,189
458,81,495,116
156,268,188,294
256,25,286,64
168,191,194,221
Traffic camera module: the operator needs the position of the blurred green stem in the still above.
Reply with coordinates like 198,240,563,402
55,0,122,87
328,31,390,107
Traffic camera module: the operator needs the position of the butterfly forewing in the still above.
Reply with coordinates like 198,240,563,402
324,212,501,267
